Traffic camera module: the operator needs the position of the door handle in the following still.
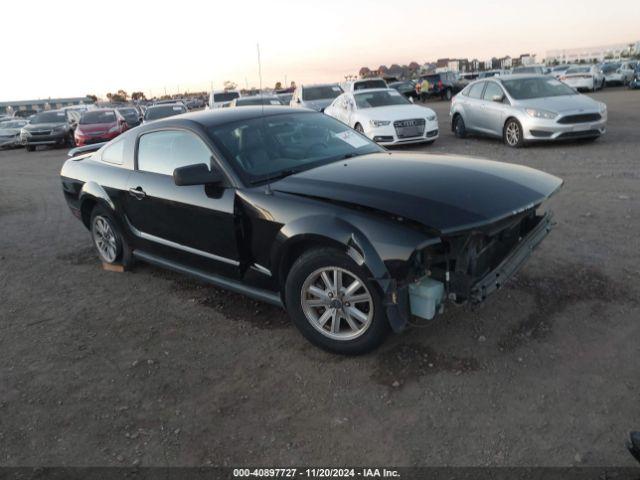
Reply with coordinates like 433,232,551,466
128,187,146,200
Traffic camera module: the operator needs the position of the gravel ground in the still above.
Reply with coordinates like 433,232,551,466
0,87,638,467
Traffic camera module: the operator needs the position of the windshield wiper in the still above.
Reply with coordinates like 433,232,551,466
251,168,300,185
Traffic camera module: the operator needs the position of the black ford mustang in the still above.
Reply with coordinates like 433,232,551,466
60,107,562,354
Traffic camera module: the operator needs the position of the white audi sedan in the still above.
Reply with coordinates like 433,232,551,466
324,88,438,146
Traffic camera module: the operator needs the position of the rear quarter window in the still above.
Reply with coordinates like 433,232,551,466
101,138,125,165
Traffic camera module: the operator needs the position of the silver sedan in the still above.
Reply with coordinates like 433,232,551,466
449,75,607,147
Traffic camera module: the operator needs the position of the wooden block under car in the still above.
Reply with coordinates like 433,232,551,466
101,262,126,272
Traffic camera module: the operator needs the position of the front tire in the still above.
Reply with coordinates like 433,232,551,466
453,114,466,138
285,248,390,355
354,123,364,134
503,118,524,148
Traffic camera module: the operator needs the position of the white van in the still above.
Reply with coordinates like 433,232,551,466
208,90,241,109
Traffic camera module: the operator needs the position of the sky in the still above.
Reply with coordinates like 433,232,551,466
2,0,639,101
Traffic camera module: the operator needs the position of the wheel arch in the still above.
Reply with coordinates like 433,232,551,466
78,181,116,229
271,215,390,296
451,111,463,131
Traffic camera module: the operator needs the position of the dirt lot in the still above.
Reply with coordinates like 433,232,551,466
1,87,639,467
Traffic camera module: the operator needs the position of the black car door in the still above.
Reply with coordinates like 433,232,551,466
122,128,240,278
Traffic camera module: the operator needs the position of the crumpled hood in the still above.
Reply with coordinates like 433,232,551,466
273,153,562,235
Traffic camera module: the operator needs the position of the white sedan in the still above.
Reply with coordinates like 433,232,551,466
561,65,605,91
324,88,438,146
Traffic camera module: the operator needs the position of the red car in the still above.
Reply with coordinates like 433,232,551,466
74,109,128,147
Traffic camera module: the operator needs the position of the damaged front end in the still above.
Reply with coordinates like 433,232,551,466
391,207,554,325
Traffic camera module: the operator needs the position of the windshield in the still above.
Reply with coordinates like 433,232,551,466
208,112,382,184
501,77,576,99
30,111,66,124
80,111,117,124
277,93,293,104
145,105,186,121
601,63,620,73
354,90,410,109
479,71,498,78
118,108,138,117
353,79,387,90
213,92,240,103
302,85,342,101
513,67,541,74
566,67,591,74
552,65,570,71
236,97,283,106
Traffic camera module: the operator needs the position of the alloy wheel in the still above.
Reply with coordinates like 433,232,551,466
92,216,118,263
505,121,520,146
300,266,373,341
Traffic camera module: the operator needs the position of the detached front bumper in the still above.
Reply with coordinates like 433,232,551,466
364,120,439,146
470,212,553,302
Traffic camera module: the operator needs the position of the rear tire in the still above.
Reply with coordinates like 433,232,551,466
503,118,524,148
285,247,390,355
89,205,133,267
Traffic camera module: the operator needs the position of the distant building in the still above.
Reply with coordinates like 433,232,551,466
545,42,638,64
0,97,94,115
498,56,512,69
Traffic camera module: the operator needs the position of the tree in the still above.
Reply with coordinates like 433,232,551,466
85,94,98,103
131,91,146,101
106,89,128,103
275,81,282,90
359,66,371,78
223,80,237,91
378,65,388,74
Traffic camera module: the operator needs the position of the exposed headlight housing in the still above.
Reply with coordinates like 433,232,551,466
369,120,390,127
525,108,558,120
20,128,30,137
599,103,607,114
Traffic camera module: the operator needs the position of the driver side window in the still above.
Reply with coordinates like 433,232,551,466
137,130,211,176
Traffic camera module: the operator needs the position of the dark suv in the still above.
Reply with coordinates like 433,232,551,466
418,72,460,101
21,110,79,151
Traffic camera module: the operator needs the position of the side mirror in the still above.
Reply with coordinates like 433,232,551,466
173,163,223,186
492,94,505,103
